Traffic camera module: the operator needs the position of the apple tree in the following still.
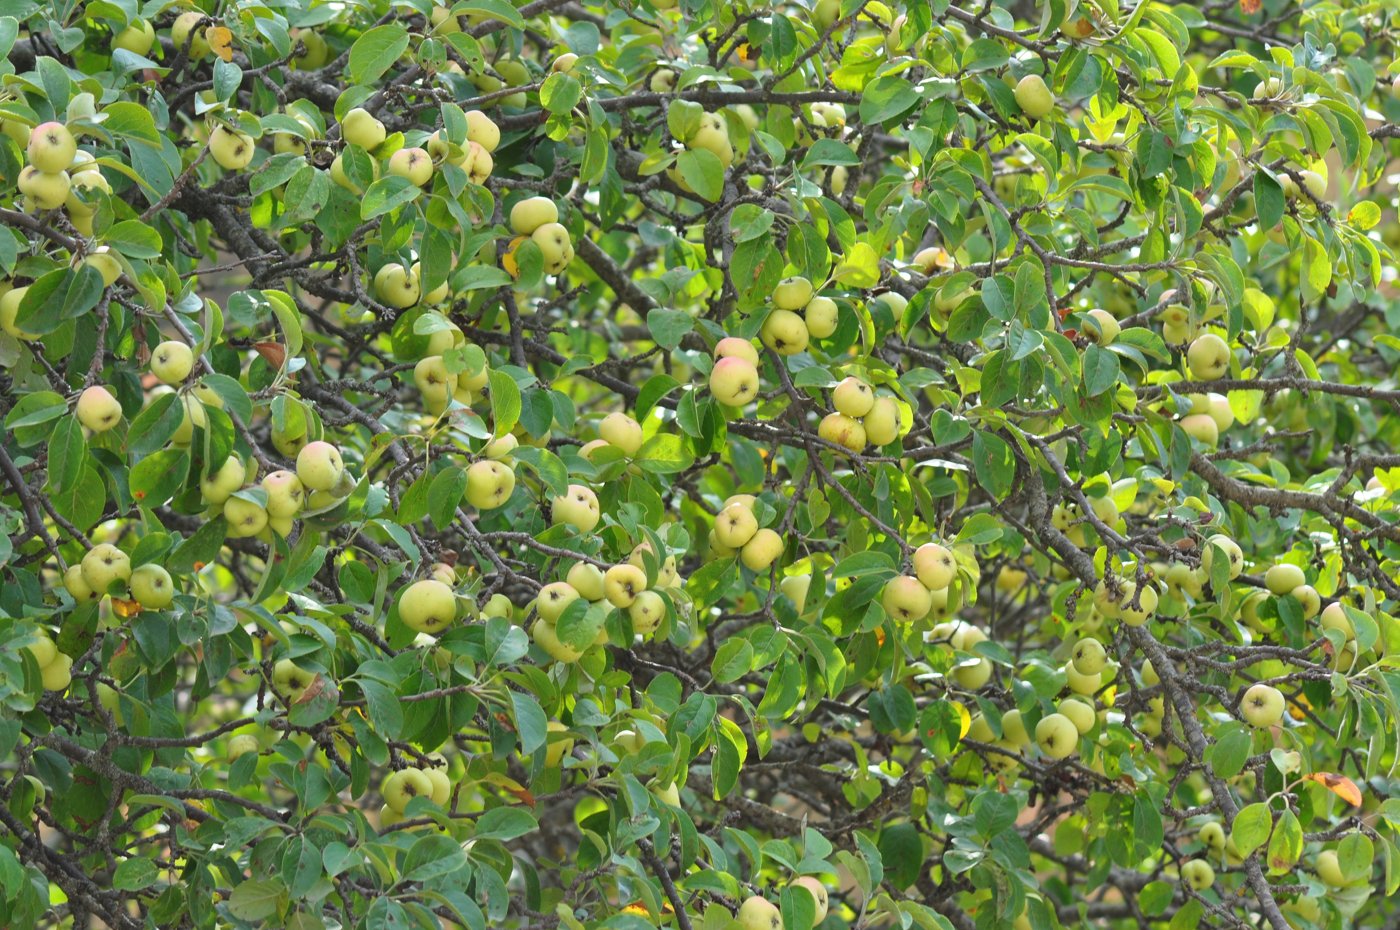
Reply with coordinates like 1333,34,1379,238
3,0,1400,928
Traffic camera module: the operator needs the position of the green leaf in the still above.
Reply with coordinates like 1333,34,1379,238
488,369,522,434
1082,344,1120,397
1206,723,1250,778
540,72,582,114
970,431,1015,499
1266,809,1302,875
1231,802,1272,858
711,638,753,684
228,878,286,921
112,857,159,891
1254,171,1284,229
130,448,190,508
105,220,163,259
646,308,692,350
427,467,466,531
833,242,880,288
349,24,410,84
676,149,725,202
361,175,421,220
45,416,87,495
403,834,469,881
859,75,920,125
636,433,693,474
474,807,538,842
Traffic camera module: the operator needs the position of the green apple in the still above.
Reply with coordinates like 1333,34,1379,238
388,146,434,187
1319,601,1356,640
209,125,256,170
1035,713,1078,759
465,460,516,510
24,633,57,668
881,575,931,623
27,122,76,172
510,197,559,235
1187,332,1231,380
0,286,37,340
714,502,758,549
789,877,829,924
150,341,194,384
567,561,607,601
1001,709,1030,747
83,248,122,287
740,528,784,572
374,262,421,308
1064,663,1100,696
271,658,313,701
649,68,676,93
413,355,457,411
818,413,866,453
1071,638,1107,675
832,376,874,418
1117,582,1159,627
531,222,574,275
341,108,386,150
200,455,246,504
780,573,812,612
1082,308,1120,345
599,412,644,455
1198,821,1225,850
129,563,175,609
18,166,71,209
296,441,344,491
1058,698,1095,735
64,564,99,603
464,110,500,153
532,618,584,662
544,721,574,767
862,397,901,446
113,19,156,55
714,337,760,365
170,11,211,59
1179,413,1219,447
1315,849,1348,887
82,543,131,593
804,296,838,338
423,766,451,806
736,895,782,930
912,543,955,591
628,589,666,634
710,356,760,406
75,385,123,433
382,768,434,814
603,563,647,608
1264,563,1305,595
261,470,305,517
1290,584,1320,620
227,733,260,762
535,581,580,624
399,579,457,633
482,594,512,621
773,276,813,311
1181,859,1215,891
552,484,601,532
1205,393,1235,432
629,542,677,586
761,309,809,355
224,496,269,538
330,152,378,194
1241,683,1284,728
688,112,732,166
1013,74,1055,119
41,653,72,691
1202,534,1243,580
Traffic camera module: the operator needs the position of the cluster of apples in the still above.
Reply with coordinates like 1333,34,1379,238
414,324,492,416
736,876,829,930
508,196,574,275
706,495,784,571
22,630,72,692
817,374,901,454
13,122,116,238
880,542,960,623
378,756,453,826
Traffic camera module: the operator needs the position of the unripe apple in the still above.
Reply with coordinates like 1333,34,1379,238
296,441,345,491
271,658,313,701
227,733,260,762
374,262,421,308
76,385,123,432
714,502,759,549
1315,849,1348,887
773,276,814,311
82,543,131,593
464,460,516,510
330,153,378,194
1083,308,1120,345
0,286,37,340
24,634,57,668
1205,393,1235,433
1198,821,1226,850
544,720,575,767
549,484,600,532
804,296,838,338
535,582,580,624
649,68,676,93
761,309,809,355
1013,74,1055,119
1117,582,1159,626
201,455,246,504
382,768,434,814
1264,563,1305,595
113,19,156,55
341,108,387,150
81,247,122,288
422,766,451,806
18,166,71,210
507,198,562,237
780,573,812,612
714,337,760,365
63,565,99,603
629,542,678,587
1058,698,1096,735
41,653,73,692
1179,414,1219,447
150,341,194,384
171,11,211,58
789,877,829,924
1001,709,1030,747
599,412,644,455
64,168,110,217
567,561,607,601
863,397,900,446
400,579,457,633
1319,601,1356,641
464,110,500,152
552,52,578,73
1035,712,1078,759
261,470,305,517
740,528,784,572
1186,332,1231,380
603,563,647,608
882,575,932,623
832,376,875,418
1202,533,1244,580
531,222,574,275
1241,683,1284,728
224,496,269,537
414,355,458,410
532,617,584,663
1064,663,1101,695
1181,859,1215,891
710,356,760,406
1290,584,1320,620
817,413,866,453
688,112,733,166
628,589,666,634
28,122,76,172
209,125,256,170
912,543,955,591
736,896,782,930
1071,637,1107,675
388,147,434,187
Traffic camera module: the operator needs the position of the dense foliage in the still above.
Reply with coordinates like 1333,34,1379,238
2,0,1400,928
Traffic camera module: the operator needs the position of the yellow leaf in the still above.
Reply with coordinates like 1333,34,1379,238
1302,772,1362,806
205,26,235,63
